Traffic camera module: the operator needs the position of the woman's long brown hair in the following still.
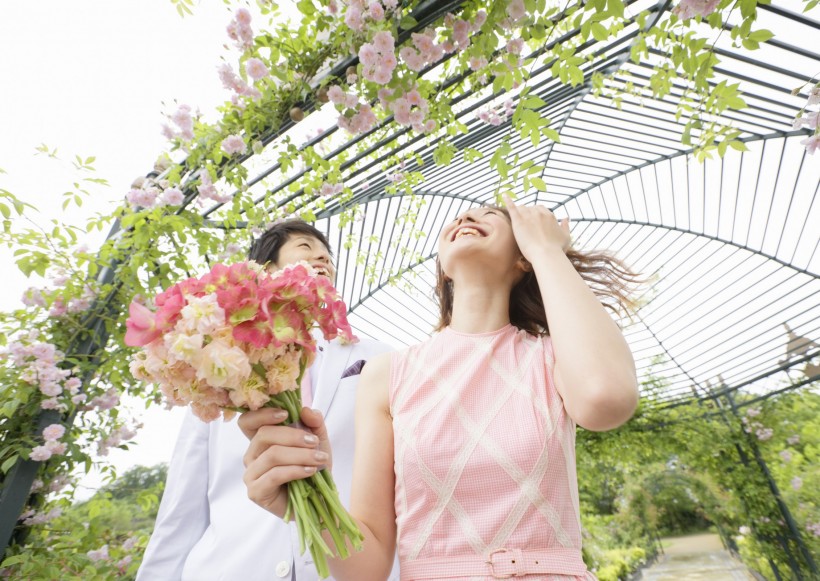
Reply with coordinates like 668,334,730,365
434,207,641,336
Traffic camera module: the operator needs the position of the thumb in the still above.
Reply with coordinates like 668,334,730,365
300,407,329,442
300,407,332,468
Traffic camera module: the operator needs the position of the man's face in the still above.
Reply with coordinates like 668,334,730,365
272,234,336,282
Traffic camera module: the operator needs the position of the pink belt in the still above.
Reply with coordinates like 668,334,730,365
401,548,589,579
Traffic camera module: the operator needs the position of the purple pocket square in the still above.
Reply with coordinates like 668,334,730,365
341,360,366,379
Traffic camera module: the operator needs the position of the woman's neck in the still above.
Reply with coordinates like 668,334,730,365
449,283,512,334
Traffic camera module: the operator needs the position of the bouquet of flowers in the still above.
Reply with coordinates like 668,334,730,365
125,260,362,577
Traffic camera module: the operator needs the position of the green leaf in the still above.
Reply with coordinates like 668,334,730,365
530,177,548,191
748,29,774,42
399,15,418,30
591,23,609,41
0,454,18,473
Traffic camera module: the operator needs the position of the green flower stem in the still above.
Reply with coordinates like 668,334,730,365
307,486,349,559
313,469,364,549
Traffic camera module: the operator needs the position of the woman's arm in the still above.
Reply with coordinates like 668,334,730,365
506,198,638,431
328,352,397,580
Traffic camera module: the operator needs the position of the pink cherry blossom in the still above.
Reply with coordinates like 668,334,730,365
507,38,525,55
21,288,46,308
808,86,820,105
453,20,470,49
222,135,247,156
469,56,488,71
507,0,526,21
672,0,720,20
345,5,364,30
372,31,395,53
87,545,110,563
46,441,67,455
800,134,820,154
327,85,346,105
245,58,269,81
369,1,385,20
30,445,52,462
42,424,65,441
755,427,773,441
161,187,184,206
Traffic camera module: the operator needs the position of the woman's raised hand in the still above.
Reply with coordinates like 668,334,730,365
504,195,570,261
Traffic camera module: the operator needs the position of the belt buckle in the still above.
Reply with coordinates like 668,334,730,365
486,548,513,579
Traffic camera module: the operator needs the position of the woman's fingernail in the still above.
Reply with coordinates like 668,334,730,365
314,451,328,462
304,434,319,445
274,409,288,418
304,466,316,473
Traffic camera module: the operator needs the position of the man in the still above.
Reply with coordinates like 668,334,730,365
137,220,399,581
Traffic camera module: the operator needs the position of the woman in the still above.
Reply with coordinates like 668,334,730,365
241,199,639,580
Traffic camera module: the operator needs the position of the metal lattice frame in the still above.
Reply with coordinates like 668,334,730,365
197,0,818,408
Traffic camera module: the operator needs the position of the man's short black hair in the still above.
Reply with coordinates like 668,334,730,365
248,219,333,266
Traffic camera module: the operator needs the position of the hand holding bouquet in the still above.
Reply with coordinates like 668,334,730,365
125,260,363,578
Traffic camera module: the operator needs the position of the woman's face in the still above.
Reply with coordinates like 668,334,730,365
438,206,523,282
271,234,336,282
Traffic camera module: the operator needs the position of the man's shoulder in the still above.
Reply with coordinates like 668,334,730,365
328,336,395,358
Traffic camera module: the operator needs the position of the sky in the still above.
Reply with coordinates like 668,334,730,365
0,1,268,497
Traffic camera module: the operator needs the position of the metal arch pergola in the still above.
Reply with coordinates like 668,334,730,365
1,0,819,563
218,0,819,410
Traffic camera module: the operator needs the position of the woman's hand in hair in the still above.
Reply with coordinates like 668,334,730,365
504,196,570,261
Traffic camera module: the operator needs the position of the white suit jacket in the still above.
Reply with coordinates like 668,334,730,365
137,337,400,581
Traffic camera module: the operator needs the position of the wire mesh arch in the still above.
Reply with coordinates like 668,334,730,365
191,0,820,408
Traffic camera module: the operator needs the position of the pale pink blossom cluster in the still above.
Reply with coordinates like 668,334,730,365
795,86,820,154
328,86,379,134
506,0,526,22
779,449,792,462
245,57,269,81
226,8,254,51
672,0,720,19
443,13,473,52
197,171,233,204
20,507,62,526
126,181,187,209
791,476,803,491
221,134,247,156
341,0,398,32
87,545,110,563
755,427,773,441
359,31,398,85
216,242,243,262
8,340,71,400
806,522,820,538
97,423,140,457
801,134,820,155
21,287,46,308
379,86,436,133
88,387,120,411
30,422,68,462
319,182,344,197
127,262,356,422
399,30,445,72
792,111,819,131
218,63,262,100
161,104,195,142
738,525,751,535
477,100,515,126
506,38,525,55
787,434,800,445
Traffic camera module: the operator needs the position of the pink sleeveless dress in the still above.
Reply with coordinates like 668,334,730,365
389,324,596,581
